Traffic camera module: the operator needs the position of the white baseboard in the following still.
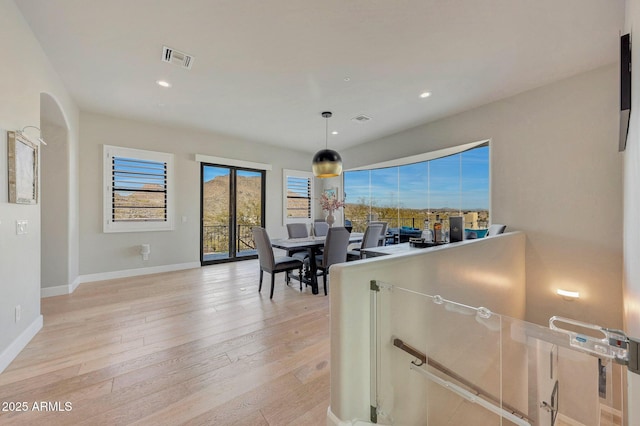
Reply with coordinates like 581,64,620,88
40,262,200,298
0,315,43,374
41,284,72,298
70,276,81,293
326,406,374,426
40,276,81,298
77,262,201,285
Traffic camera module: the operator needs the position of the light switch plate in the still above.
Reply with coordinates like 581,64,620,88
16,220,28,235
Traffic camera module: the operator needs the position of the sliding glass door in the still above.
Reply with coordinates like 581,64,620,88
201,164,265,264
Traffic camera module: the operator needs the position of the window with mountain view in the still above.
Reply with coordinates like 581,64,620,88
343,143,489,234
111,157,167,221
283,170,314,224
286,176,311,219
103,145,174,233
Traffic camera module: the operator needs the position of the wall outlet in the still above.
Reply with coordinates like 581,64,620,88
16,220,28,235
15,305,21,322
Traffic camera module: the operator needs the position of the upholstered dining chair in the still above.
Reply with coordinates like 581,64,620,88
368,221,389,246
252,227,303,299
286,222,312,289
287,222,308,238
347,223,384,261
314,227,350,295
486,224,507,237
313,220,330,237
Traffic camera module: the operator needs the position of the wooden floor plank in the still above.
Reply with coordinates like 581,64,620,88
260,373,331,425
0,260,331,425
172,373,301,426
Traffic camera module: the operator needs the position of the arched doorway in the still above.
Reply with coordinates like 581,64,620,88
40,93,70,294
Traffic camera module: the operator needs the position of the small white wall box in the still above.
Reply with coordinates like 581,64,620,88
140,244,151,260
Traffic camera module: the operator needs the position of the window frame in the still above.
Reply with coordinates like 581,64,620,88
283,169,314,225
103,145,175,233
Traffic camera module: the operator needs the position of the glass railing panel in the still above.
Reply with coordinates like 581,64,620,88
371,281,627,425
372,282,431,425
422,294,506,425
501,314,627,426
373,283,505,425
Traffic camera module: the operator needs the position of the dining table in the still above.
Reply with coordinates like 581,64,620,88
271,232,364,294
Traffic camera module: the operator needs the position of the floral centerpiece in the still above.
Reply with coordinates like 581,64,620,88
319,191,345,227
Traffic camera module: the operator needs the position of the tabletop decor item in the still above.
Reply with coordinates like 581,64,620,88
319,189,344,227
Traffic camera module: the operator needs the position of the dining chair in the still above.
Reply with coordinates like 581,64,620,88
314,227,350,295
347,223,384,261
486,224,507,237
287,223,308,238
252,227,303,299
314,220,330,237
286,222,311,289
369,221,389,246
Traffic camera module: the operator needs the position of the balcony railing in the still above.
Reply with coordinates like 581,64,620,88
202,224,256,254
348,217,422,233
347,215,489,234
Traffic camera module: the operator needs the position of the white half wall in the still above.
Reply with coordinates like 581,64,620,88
328,232,526,423
623,0,640,423
342,65,624,330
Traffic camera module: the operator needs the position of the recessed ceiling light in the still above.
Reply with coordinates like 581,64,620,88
420,91,431,98
344,77,351,82
156,80,171,88
332,131,339,135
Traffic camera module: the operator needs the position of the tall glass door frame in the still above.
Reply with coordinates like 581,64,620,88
200,162,265,265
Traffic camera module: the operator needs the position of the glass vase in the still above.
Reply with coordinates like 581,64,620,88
326,211,335,227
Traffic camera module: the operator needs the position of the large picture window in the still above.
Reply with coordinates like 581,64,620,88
343,142,489,235
103,145,174,233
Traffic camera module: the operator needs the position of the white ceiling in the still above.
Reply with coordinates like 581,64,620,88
16,0,625,153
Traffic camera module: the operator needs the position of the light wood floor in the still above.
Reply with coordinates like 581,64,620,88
0,260,330,425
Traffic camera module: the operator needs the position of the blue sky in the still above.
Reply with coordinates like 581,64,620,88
200,147,489,210
113,157,166,190
344,146,489,210
203,166,260,182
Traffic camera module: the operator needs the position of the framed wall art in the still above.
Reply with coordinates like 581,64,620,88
323,187,337,200
7,131,38,204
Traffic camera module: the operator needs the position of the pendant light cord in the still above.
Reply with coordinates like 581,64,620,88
325,116,329,149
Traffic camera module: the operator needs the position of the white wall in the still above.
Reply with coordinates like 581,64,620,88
41,107,70,290
0,0,79,370
342,65,624,330
624,0,640,423
79,112,313,275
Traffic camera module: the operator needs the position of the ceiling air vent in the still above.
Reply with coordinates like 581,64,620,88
162,46,194,70
351,114,372,123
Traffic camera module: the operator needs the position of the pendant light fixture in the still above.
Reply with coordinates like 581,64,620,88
312,111,342,178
